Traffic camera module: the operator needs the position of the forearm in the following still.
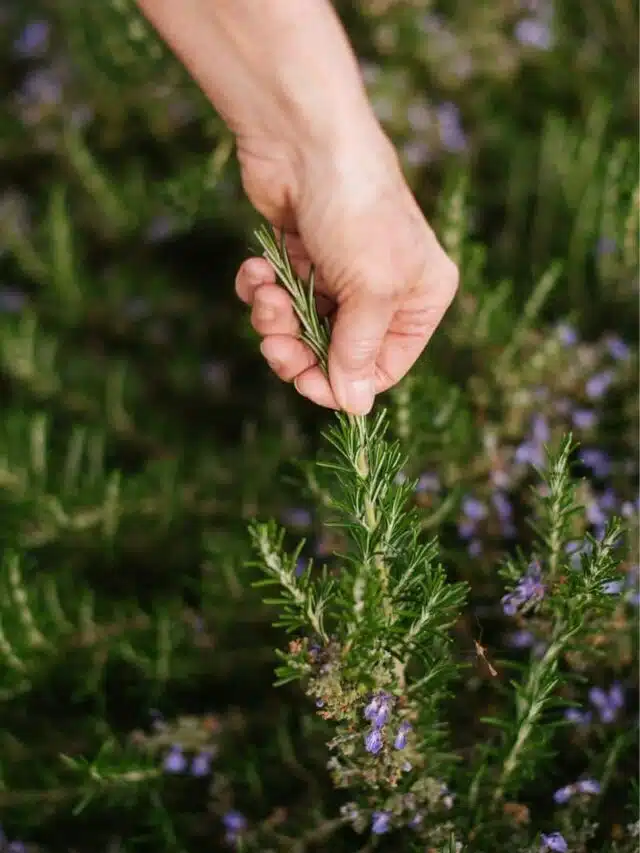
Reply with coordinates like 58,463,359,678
135,0,377,152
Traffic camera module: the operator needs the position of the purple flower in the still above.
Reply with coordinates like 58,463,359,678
579,449,611,478
363,691,393,728
191,751,213,777
163,745,187,773
458,519,477,539
365,728,384,755
571,408,597,429
502,564,545,616
515,440,544,468
436,102,468,153
531,414,550,443
541,832,568,852
553,785,573,805
605,335,630,361
589,683,624,723
515,17,552,49
586,500,607,528
492,492,513,521
371,810,391,834
508,629,535,649
13,20,49,57
463,496,487,520
556,323,577,346
393,721,411,750
281,507,312,528
602,580,623,595
295,558,307,577
468,539,483,557
564,707,592,725
586,370,614,400
416,472,440,493
223,810,247,845
576,778,601,795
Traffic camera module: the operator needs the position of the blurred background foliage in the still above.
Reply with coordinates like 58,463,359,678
0,1,637,851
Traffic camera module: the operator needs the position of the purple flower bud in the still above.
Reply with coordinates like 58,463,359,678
515,440,544,467
371,810,391,834
514,17,552,49
393,721,411,750
556,323,578,346
572,408,597,429
492,492,513,521
462,496,487,520
468,539,483,557
458,519,477,539
416,472,440,493
13,20,49,57
554,785,574,804
191,751,213,777
436,102,468,153
586,370,614,400
541,831,568,852
564,708,592,725
579,449,611,478
605,335,630,361
163,745,187,773
531,414,550,443
363,691,393,728
602,580,623,595
508,630,535,649
223,810,247,844
365,728,384,755
576,778,600,795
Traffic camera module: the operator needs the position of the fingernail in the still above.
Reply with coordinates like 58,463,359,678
345,379,375,415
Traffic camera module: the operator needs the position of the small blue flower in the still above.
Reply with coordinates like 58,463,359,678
13,20,50,57
531,413,550,443
223,810,247,845
371,810,391,834
508,629,535,649
586,370,614,400
393,721,411,750
492,491,513,521
462,496,487,520
163,745,187,773
468,539,483,557
564,707,592,725
553,785,573,804
541,832,568,852
191,750,213,777
502,564,545,616
365,728,384,755
515,440,544,468
602,579,624,595
605,335,630,361
556,323,578,346
363,691,393,728
576,778,601,795
436,102,468,153
571,408,597,429
579,448,611,478
589,683,624,723
515,17,552,49
416,472,440,493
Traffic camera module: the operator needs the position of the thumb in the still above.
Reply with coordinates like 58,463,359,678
328,291,394,415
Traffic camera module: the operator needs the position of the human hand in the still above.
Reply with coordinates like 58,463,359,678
235,124,459,416
135,0,458,415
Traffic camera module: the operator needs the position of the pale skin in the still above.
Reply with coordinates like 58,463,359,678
136,0,459,416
